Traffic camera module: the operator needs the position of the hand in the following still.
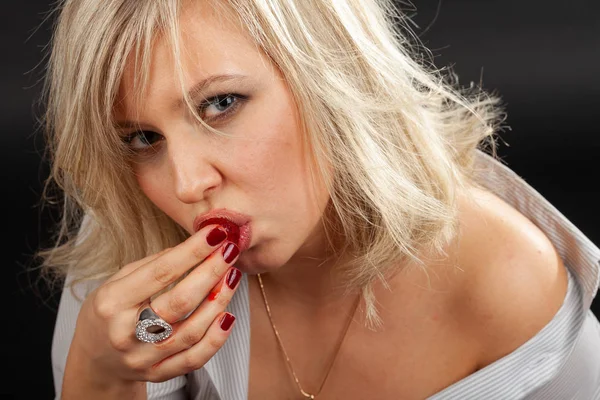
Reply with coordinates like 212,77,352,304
67,224,242,385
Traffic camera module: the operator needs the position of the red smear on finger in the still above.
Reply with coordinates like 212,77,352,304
207,290,219,301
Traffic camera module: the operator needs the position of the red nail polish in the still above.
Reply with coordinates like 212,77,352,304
220,313,236,331
222,242,240,264
226,268,242,290
206,226,227,246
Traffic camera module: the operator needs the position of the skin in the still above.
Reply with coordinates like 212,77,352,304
62,224,243,399
116,1,346,310
247,188,570,399
64,1,345,397
64,1,570,399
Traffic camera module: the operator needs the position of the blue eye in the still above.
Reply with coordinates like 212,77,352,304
198,93,247,121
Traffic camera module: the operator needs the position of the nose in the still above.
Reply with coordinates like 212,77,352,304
169,139,222,204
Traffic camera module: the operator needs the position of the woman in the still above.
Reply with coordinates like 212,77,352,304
39,0,600,399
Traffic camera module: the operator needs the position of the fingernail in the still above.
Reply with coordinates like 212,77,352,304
207,226,228,246
225,267,242,290
219,313,236,331
222,242,240,264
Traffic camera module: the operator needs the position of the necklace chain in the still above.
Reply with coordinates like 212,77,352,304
256,273,361,399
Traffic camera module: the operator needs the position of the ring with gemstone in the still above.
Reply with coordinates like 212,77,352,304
135,307,173,343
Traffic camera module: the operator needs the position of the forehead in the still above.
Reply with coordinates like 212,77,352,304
116,1,269,118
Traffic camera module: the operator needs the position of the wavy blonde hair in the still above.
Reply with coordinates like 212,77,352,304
38,0,505,329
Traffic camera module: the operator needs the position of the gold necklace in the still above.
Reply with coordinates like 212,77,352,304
256,273,361,399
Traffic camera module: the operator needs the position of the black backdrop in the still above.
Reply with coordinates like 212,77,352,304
4,0,599,398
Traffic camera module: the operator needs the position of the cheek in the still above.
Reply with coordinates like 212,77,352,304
136,169,179,217
233,105,309,198
240,125,326,225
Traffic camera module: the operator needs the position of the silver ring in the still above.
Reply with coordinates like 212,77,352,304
135,307,173,343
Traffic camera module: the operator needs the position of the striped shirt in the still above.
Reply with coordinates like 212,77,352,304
52,150,600,399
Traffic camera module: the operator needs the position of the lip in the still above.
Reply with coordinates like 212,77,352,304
193,208,252,252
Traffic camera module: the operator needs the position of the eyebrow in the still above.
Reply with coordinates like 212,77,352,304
174,73,248,109
115,73,248,130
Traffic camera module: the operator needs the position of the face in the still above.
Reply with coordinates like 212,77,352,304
115,2,331,274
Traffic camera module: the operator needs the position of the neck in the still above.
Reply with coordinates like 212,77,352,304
260,256,349,305
257,223,358,312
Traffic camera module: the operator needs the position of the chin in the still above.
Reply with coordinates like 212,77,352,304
233,244,291,275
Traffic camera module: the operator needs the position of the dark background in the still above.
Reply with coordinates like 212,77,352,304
5,0,599,398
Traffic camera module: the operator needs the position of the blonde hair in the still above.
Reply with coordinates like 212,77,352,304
38,0,505,329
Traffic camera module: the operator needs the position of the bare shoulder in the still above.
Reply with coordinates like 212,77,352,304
453,186,569,369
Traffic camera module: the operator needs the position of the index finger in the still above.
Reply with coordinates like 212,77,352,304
105,248,171,285
110,224,228,306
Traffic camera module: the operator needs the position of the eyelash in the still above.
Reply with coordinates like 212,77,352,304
121,92,247,155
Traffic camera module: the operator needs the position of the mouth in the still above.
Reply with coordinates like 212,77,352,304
193,209,252,252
